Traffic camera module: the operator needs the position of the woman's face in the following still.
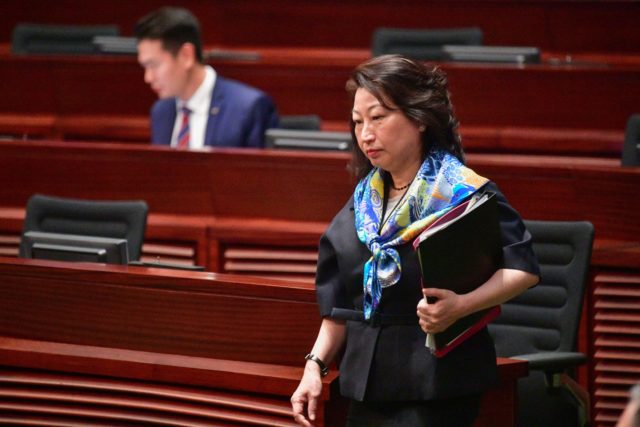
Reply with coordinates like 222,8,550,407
352,88,423,177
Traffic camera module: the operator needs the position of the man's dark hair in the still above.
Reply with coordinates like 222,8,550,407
346,54,464,180
134,7,203,63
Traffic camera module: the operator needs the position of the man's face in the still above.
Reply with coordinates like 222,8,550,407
137,39,190,99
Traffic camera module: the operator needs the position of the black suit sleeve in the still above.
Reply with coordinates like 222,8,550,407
315,231,352,317
486,182,541,276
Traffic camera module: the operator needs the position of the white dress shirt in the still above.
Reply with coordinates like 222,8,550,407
171,66,217,149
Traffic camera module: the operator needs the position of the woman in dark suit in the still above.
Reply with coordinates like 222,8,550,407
290,55,540,427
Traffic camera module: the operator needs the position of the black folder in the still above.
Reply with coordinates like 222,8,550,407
413,191,503,357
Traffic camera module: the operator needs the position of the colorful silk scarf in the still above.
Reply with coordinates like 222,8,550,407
354,148,489,319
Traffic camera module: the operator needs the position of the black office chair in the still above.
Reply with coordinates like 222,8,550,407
11,23,119,55
20,194,148,261
622,114,640,167
279,115,322,131
371,27,483,60
489,220,595,427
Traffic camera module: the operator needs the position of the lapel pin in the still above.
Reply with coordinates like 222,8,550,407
210,106,220,115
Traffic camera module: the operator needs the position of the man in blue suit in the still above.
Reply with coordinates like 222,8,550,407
135,7,279,149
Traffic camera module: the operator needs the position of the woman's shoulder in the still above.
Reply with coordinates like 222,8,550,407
328,196,355,228
480,180,508,203
481,181,522,213
322,196,357,245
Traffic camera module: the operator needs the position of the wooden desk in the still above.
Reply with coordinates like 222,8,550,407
0,257,527,426
0,45,633,157
0,140,638,272
0,257,332,425
0,140,638,240
1,47,638,131
0,140,638,275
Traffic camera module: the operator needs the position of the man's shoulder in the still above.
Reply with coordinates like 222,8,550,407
150,98,176,117
216,76,269,102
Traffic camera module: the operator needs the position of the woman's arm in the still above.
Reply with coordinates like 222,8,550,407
417,268,539,334
291,317,347,426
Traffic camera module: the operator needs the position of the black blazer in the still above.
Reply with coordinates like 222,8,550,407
315,182,540,402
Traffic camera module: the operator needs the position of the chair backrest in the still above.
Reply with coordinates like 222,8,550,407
622,114,640,167
371,27,483,60
489,220,594,357
12,23,119,55
20,194,148,261
279,115,322,131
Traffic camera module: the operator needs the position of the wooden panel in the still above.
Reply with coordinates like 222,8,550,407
440,62,639,131
0,234,20,257
0,258,528,426
0,258,320,366
0,140,355,221
0,113,56,140
0,1,638,52
56,115,150,142
1,141,640,242
1,48,639,132
469,155,640,242
460,126,623,158
0,257,345,425
141,242,197,266
0,111,626,157
0,337,342,426
592,274,640,426
0,367,297,426
0,142,219,215
222,244,318,283
0,113,150,143
0,343,527,427
0,327,329,399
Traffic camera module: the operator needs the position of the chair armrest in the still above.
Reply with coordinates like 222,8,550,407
511,351,586,372
512,351,590,423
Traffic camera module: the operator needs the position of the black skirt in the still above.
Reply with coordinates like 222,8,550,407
345,394,482,427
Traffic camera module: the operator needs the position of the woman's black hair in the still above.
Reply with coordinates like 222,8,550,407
346,54,464,180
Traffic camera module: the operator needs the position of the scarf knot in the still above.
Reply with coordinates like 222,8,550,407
354,148,489,319
374,247,401,287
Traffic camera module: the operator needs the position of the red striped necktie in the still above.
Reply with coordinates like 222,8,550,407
177,106,191,149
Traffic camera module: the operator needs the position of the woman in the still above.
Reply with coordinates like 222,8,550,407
291,55,540,427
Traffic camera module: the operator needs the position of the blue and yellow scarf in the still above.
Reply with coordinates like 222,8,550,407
354,148,489,319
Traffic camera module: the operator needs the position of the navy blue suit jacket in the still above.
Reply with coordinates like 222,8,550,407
150,76,279,148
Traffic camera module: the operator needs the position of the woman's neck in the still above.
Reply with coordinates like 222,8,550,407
388,159,422,194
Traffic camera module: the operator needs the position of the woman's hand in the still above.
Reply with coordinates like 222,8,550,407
291,318,346,425
291,363,324,426
417,269,539,335
417,288,465,334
